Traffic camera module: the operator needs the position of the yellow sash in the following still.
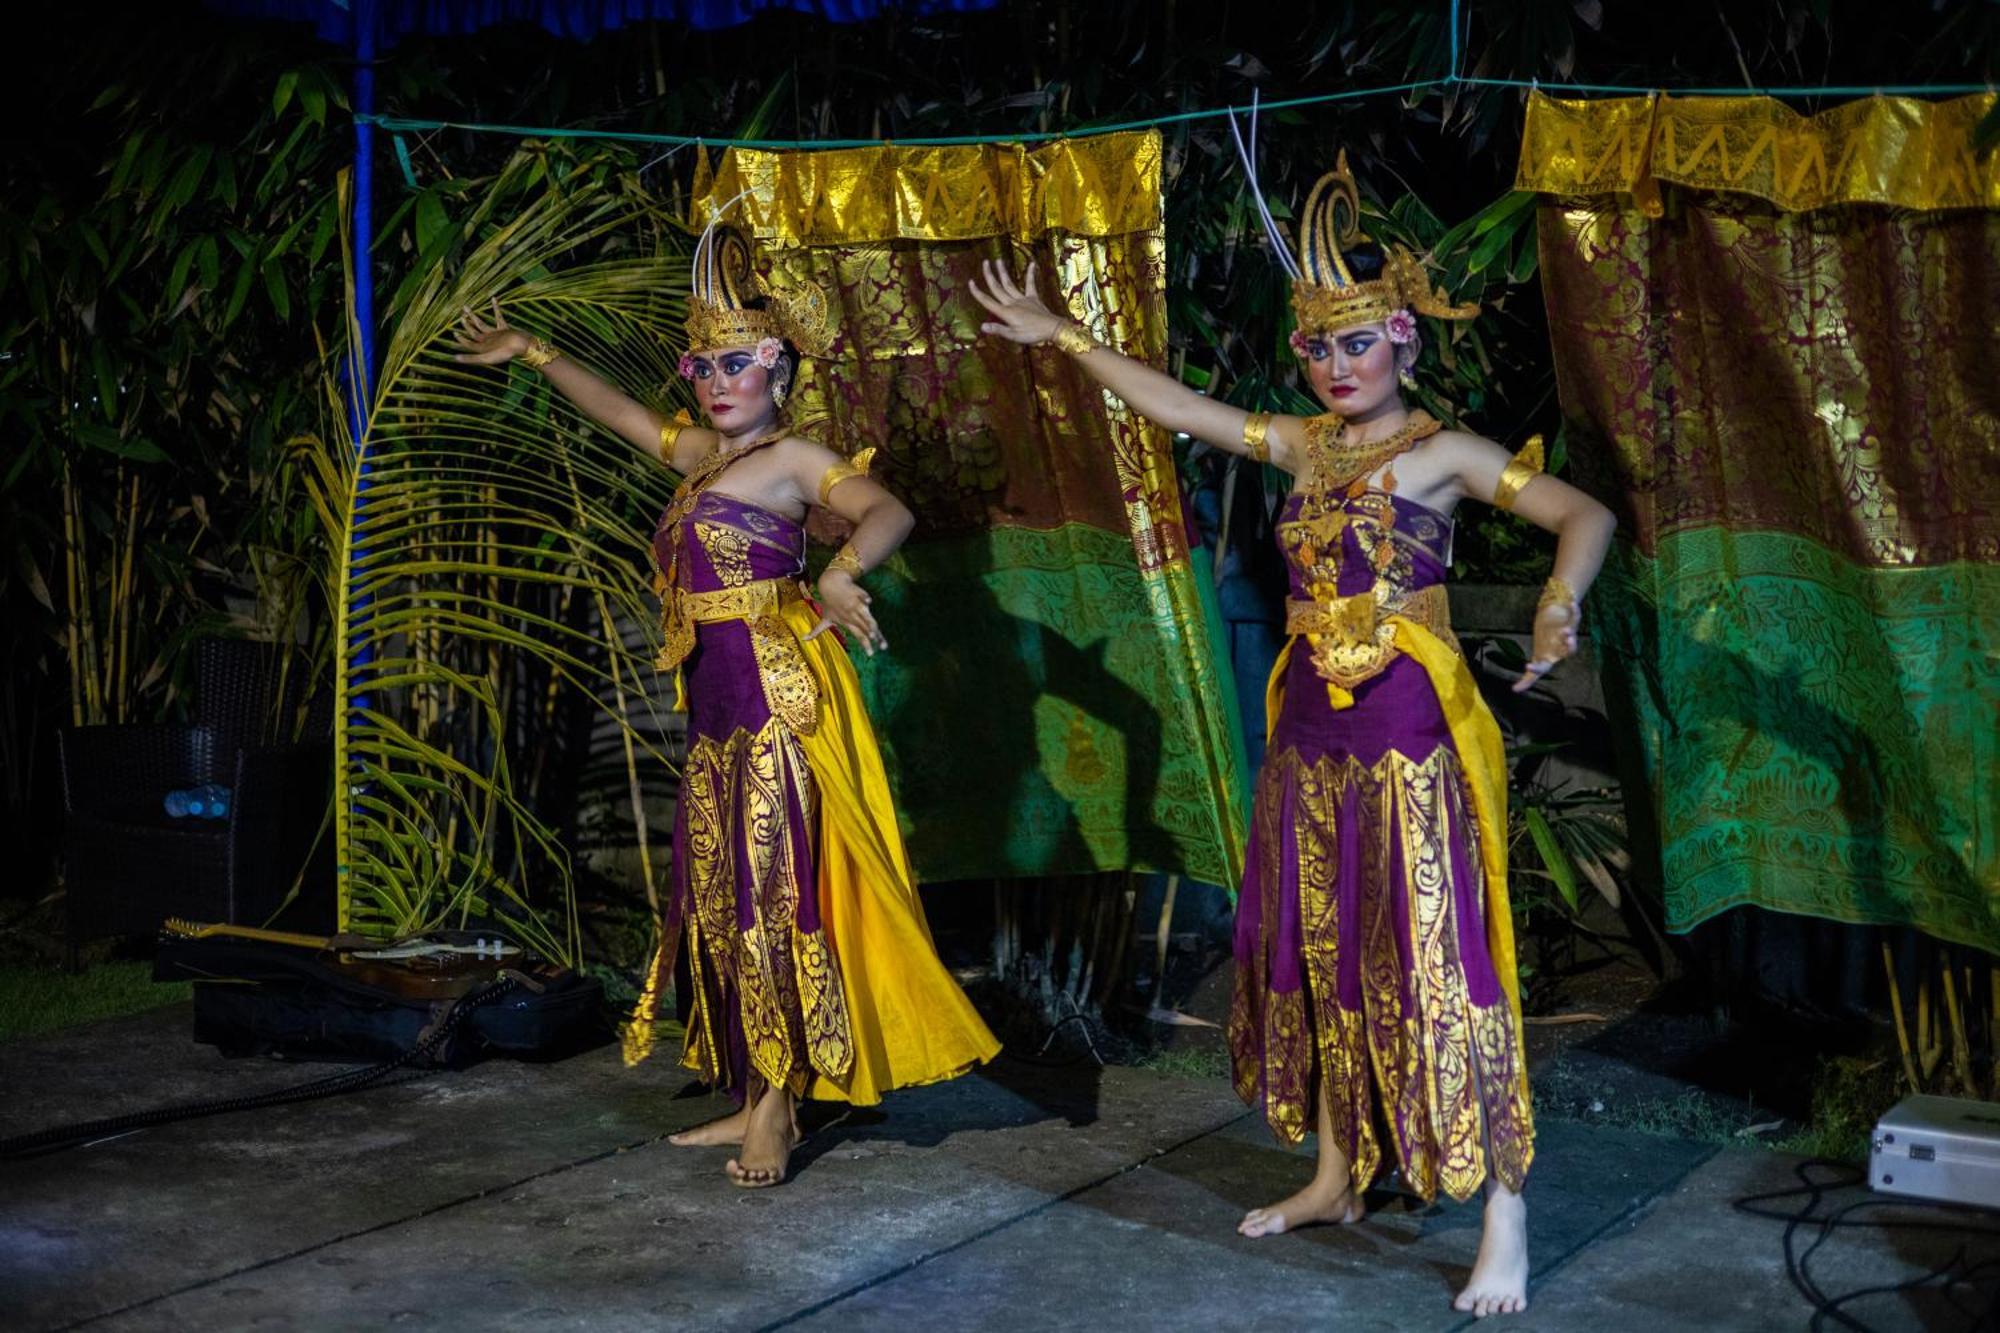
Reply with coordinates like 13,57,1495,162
783,597,1002,1103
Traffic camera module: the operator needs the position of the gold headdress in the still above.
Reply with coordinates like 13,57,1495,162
685,213,835,357
1229,106,1478,340
1288,151,1480,336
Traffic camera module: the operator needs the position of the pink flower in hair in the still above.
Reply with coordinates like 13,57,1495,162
1384,309,1418,345
754,337,784,369
676,353,697,380
1287,329,1312,359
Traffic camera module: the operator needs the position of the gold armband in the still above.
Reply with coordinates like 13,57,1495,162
1537,575,1578,616
1050,320,1101,357
518,336,563,370
817,447,878,507
1242,412,1273,464
659,409,694,458
1493,433,1545,511
825,545,866,580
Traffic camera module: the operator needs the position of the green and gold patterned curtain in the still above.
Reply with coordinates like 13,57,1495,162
1520,91,2000,949
691,131,1250,887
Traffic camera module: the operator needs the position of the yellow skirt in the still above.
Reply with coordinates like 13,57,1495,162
625,597,1000,1105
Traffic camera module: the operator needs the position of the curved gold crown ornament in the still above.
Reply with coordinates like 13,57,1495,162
684,210,836,358
1227,105,1479,341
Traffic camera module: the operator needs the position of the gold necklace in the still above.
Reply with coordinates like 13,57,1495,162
1304,409,1442,496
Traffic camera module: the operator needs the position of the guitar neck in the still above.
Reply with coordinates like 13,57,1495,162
162,919,364,951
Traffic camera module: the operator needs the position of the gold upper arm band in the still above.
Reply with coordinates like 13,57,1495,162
1493,434,1546,511
659,409,695,460
1242,412,1273,464
817,447,878,507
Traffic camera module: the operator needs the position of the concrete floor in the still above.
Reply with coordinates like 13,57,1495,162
2,1006,1992,1331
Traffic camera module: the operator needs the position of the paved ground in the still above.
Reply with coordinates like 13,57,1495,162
2,1005,1993,1331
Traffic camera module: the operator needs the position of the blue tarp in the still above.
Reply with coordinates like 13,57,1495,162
207,0,999,43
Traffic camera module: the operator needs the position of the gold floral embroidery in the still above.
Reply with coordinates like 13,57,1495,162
675,720,854,1095
1228,740,1535,1203
696,520,755,587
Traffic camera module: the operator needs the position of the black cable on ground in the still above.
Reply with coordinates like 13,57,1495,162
0,977,519,1161
1735,1158,2000,1332
999,1011,1105,1069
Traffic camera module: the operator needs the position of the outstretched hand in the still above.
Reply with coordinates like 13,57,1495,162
967,260,1066,346
806,572,888,656
1512,599,1581,693
452,299,531,366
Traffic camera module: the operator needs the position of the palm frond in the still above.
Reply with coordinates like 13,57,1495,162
302,150,691,961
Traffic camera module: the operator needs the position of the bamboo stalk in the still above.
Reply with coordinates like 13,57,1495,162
114,472,139,722
1152,874,1180,1010
61,463,84,728
1919,977,1942,1082
1884,943,1920,1092
1944,955,1975,1095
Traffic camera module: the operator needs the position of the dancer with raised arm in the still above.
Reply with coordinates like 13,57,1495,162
455,222,998,1189
970,150,1615,1317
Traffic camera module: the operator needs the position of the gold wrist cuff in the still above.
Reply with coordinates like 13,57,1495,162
1493,433,1545,511
1242,412,1273,464
519,336,563,370
825,545,866,580
1537,575,1579,615
1050,320,1101,357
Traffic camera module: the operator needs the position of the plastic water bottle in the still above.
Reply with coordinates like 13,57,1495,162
163,784,232,820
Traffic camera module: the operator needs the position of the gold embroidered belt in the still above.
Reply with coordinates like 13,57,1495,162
1285,583,1450,640
657,576,821,736
1285,584,1453,690
681,577,807,624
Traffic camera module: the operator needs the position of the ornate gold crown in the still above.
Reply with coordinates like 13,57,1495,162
686,221,835,357
1288,150,1479,336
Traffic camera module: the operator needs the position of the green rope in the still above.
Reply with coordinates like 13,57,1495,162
354,0,1992,155
358,75,1992,154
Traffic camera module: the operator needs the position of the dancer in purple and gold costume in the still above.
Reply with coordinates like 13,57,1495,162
972,150,1614,1317
455,222,997,1189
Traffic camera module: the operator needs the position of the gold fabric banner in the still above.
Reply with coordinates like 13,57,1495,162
689,131,1163,246
1517,90,2000,214
688,130,1248,888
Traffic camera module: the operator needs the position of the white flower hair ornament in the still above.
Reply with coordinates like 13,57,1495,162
753,337,784,369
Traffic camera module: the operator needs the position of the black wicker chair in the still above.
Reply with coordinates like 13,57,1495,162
57,640,334,959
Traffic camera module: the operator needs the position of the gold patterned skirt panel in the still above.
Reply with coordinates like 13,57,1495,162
674,719,856,1098
1228,740,1535,1203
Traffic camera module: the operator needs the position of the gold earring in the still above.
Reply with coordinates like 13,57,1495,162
771,373,790,411
1398,365,1417,390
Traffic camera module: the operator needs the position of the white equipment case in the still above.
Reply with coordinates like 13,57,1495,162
1871,1094,2000,1210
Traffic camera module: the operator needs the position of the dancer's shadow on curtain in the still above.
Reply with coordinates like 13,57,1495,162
857,526,1178,886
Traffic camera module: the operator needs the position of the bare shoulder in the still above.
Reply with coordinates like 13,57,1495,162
672,432,718,475
1429,426,1510,464
771,435,845,478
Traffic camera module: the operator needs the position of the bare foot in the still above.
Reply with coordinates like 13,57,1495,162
668,1103,751,1148
1453,1185,1529,1317
1237,1174,1366,1238
726,1087,800,1189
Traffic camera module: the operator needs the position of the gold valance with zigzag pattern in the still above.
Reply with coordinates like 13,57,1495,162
688,130,1162,246
1516,89,2000,213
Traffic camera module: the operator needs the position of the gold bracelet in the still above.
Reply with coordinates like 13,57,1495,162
1493,434,1545,511
825,545,866,580
1537,576,1578,616
518,336,563,370
1050,320,1101,357
1242,412,1273,464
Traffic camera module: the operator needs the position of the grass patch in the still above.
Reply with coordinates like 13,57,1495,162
1133,1042,1230,1081
0,962,191,1043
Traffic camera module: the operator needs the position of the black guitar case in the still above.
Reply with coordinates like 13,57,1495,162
154,930,607,1067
